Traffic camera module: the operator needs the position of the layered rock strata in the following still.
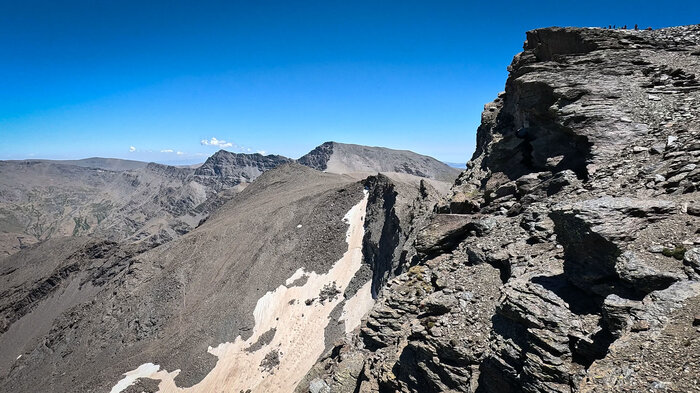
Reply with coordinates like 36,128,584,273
299,25,700,393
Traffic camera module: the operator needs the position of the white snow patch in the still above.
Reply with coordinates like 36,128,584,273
110,363,162,393
111,190,373,393
296,224,302,228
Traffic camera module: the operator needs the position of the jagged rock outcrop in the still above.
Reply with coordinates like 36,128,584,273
193,150,294,190
298,25,700,393
359,175,440,297
2,24,700,393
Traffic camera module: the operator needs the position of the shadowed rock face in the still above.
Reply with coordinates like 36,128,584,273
298,25,700,393
194,150,295,190
298,142,335,171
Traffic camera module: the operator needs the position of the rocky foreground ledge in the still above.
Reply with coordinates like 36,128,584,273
298,25,700,393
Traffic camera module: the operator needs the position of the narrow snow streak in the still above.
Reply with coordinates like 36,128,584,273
111,190,372,393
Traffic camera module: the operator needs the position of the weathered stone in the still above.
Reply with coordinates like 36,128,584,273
308,378,331,393
616,251,685,295
684,248,700,273
419,291,457,316
687,202,700,216
415,214,494,256
299,25,700,393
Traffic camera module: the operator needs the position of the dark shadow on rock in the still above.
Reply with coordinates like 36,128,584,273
550,210,621,294
389,342,464,393
475,313,528,393
569,323,616,368
362,175,401,298
531,274,600,315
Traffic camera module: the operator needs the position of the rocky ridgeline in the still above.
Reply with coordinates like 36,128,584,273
193,150,294,190
298,25,700,393
299,141,461,182
0,144,457,258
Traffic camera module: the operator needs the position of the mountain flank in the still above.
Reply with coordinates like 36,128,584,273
0,145,454,258
12,157,149,171
193,150,295,190
0,161,441,392
298,141,461,182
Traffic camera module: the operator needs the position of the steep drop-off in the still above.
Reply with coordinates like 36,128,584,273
2,23,699,393
298,25,700,393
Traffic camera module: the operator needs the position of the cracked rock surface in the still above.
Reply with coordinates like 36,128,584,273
298,25,700,393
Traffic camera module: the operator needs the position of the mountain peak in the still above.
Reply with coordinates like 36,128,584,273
298,141,460,181
194,150,294,189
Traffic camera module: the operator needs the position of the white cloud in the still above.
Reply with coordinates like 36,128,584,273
201,137,235,148
257,150,266,155
160,149,174,153
176,151,185,155
129,146,136,152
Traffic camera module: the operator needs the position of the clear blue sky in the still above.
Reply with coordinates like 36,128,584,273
1,1,698,164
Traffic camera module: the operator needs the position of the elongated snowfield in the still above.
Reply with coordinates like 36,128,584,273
111,190,372,393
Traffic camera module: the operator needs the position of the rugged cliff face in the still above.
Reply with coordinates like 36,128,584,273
298,25,700,393
193,150,295,190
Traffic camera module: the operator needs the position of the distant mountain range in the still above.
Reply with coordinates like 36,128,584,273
0,142,457,258
7,157,149,171
0,140,447,392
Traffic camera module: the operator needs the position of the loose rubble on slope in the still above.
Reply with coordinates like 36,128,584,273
0,161,448,393
298,25,700,393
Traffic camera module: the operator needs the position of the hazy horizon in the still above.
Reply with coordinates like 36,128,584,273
2,1,699,164
2,143,472,168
